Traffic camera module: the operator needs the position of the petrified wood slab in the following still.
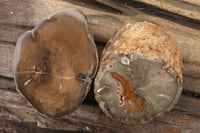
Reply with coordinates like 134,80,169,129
13,9,98,117
95,22,183,124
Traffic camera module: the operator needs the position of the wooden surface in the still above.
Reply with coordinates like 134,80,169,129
0,0,200,132
1,0,200,93
1,87,200,133
133,0,200,21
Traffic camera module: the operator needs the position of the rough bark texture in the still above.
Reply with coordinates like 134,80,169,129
94,22,183,124
0,0,200,132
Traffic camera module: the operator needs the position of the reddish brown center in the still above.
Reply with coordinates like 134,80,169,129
112,73,146,112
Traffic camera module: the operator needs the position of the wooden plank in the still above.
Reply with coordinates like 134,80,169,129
133,0,200,21
0,119,83,133
181,0,200,6
183,62,200,79
0,76,15,90
0,88,200,133
0,43,15,78
0,24,31,44
174,95,200,117
156,111,200,133
183,76,200,94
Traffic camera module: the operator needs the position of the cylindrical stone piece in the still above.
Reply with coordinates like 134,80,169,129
94,22,183,124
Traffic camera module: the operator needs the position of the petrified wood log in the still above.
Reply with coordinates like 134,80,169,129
95,22,183,124
1,0,200,132
13,9,98,117
1,0,200,94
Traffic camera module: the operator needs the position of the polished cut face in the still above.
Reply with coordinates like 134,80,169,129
94,22,182,124
95,57,180,124
13,9,98,117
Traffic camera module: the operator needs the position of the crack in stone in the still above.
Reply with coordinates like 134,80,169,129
15,71,88,82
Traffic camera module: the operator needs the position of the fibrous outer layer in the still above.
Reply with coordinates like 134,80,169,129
95,22,183,124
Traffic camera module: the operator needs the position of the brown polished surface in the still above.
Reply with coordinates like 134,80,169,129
13,9,98,117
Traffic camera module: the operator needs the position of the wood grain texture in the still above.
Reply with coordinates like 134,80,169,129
180,0,200,6
0,0,200,82
0,119,84,133
133,0,200,21
174,95,200,117
0,76,15,90
0,0,200,132
0,88,200,133
0,43,15,78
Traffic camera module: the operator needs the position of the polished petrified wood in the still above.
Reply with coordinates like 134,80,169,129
94,22,183,124
13,9,98,117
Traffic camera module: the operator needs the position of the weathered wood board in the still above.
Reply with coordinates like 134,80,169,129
0,0,200,132
133,0,200,21
1,87,200,133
